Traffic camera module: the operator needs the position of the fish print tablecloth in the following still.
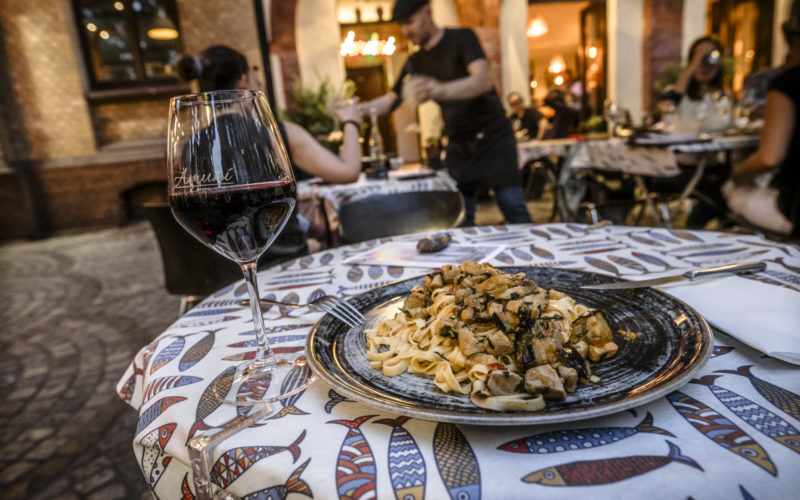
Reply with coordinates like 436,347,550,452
118,223,800,500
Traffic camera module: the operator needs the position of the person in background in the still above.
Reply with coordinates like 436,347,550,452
360,0,531,227
654,36,733,229
658,36,731,134
726,0,800,238
507,91,542,141
176,45,363,261
540,88,580,139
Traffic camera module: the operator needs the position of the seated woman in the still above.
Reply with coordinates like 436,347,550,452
176,45,363,262
653,36,733,229
725,3,800,238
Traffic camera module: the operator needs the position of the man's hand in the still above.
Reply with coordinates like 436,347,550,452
406,75,440,104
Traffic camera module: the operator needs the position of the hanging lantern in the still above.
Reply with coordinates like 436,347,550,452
526,15,548,37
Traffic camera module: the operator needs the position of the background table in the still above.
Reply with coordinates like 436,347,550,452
297,168,457,247
517,135,759,225
118,224,799,499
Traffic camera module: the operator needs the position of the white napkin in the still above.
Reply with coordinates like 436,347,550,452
658,275,800,364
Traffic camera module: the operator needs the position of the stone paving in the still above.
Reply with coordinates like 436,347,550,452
0,223,180,500
0,194,555,500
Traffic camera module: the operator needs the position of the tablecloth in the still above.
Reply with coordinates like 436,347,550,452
118,223,800,499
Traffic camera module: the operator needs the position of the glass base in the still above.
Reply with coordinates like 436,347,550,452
213,356,315,407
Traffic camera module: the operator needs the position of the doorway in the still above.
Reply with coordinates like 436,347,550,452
347,65,396,154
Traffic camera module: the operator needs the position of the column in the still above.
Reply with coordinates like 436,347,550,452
499,0,530,106
607,0,645,124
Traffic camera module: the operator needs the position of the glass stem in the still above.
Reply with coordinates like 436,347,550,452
241,261,273,367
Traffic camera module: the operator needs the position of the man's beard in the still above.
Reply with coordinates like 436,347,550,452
418,28,432,48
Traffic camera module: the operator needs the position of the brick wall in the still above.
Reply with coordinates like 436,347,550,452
0,152,167,239
176,0,265,87
91,99,170,145
0,0,267,239
0,0,265,161
0,0,96,161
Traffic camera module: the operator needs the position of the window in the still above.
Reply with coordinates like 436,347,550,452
73,0,183,89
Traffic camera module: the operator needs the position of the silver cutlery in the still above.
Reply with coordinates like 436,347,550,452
581,261,767,289
241,295,365,328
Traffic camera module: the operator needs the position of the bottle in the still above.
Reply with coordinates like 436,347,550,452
368,107,386,174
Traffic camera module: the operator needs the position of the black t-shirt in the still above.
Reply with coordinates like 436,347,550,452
510,107,541,139
767,65,800,231
392,28,507,136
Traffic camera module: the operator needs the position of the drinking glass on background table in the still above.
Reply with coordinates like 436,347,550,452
167,89,311,407
603,99,623,137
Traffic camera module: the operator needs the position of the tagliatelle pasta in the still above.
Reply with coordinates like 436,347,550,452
365,262,622,411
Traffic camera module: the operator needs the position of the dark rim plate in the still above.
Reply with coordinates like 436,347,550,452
306,267,713,425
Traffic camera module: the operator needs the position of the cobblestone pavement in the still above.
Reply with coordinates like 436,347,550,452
0,222,179,500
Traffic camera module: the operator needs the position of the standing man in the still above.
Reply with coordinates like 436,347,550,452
362,0,531,226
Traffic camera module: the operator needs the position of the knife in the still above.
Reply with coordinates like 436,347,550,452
581,261,767,290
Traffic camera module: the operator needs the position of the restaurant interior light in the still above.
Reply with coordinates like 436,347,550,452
526,15,548,38
86,22,97,32
99,30,110,40
114,1,124,11
147,6,179,40
548,54,565,74
588,46,598,59
554,75,564,85
340,31,396,57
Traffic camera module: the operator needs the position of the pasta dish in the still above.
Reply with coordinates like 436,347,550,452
364,262,622,411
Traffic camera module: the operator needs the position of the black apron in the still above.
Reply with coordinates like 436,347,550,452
445,117,522,193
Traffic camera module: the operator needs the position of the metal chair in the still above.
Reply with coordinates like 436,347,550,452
142,202,243,315
337,190,465,243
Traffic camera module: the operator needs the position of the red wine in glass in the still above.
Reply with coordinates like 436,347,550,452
170,181,296,263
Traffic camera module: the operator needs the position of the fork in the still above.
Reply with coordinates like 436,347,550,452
240,295,365,328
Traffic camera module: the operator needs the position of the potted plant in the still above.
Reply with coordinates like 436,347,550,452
281,76,356,152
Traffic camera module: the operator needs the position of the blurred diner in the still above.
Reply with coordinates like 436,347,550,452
651,36,735,229
726,0,800,238
176,45,364,262
657,36,732,134
507,90,542,141
540,88,581,139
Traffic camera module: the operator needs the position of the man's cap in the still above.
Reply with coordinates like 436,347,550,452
392,0,429,22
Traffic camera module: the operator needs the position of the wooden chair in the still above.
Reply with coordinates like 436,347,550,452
337,191,465,243
142,202,243,315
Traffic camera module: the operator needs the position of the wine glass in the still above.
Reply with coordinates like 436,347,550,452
167,89,311,407
603,99,621,137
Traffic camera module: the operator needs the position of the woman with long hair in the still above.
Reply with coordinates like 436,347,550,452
654,36,733,229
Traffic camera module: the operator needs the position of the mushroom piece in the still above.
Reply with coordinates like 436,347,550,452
487,370,524,396
466,352,499,369
457,326,482,356
531,335,563,366
571,311,617,362
557,365,579,393
524,364,567,401
484,330,514,356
